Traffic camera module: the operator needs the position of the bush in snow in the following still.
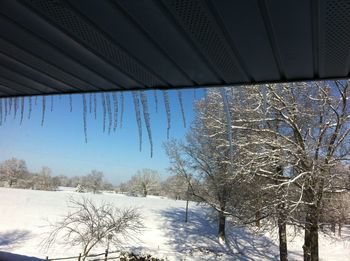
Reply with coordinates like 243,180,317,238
42,197,144,259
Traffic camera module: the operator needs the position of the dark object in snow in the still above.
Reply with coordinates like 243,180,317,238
120,252,166,261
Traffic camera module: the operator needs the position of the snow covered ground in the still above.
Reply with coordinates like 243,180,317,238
0,187,349,260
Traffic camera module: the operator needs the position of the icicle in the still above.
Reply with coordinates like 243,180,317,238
9,97,12,115
35,96,37,106
140,91,153,157
106,93,113,134
0,99,2,126
163,90,171,139
28,97,32,120
89,93,92,114
153,90,158,113
101,93,106,132
82,94,88,143
14,97,18,119
20,97,24,125
93,93,97,119
50,95,54,112
132,91,142,152
4,98,8,122
193,89,197,99
41,96,46,126
112,92,118,132
177,90,186,128
69,94,73,112
120,92,124,128
220,88,233,159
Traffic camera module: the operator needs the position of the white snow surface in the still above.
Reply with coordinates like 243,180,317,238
0,187,349,260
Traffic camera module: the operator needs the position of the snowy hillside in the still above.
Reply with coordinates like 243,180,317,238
0,187,349,260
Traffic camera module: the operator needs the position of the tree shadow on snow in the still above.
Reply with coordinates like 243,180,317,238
0,230,32,250
158,207,301,260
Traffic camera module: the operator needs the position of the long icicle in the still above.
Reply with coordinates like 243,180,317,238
4,98,7,122
101,93,106,132
14,97,18,119
106,93,112,134
163,90,171,139
132,91,142,152
94,93,97,119
20,97,24,125
154,90,158,113
69,94,73,112
120,92,124,128
35,96,37,106
9,97,12,115
177,90,186,128
112,92,118,132
41,96,46,126
28,97,32,120
220,87,233,160
140,91,153,157
82,94,88,143
0,98,2,126
89,93,92,114
50,95,54,112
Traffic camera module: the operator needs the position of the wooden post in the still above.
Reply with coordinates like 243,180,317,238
46,256,48,260
104,249,108,261
78,253,81,261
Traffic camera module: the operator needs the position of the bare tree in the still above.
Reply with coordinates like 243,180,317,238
164,91,243,242
33,166,58,191
42,197,143,259
228,81,350,261
82,170,104,194
161,173,188,200
0,157,28,187
129,169,160,197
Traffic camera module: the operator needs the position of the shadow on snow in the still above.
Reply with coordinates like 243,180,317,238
0,229,32,250
157,206,302,260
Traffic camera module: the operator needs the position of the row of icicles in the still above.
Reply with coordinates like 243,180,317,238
0,89,194,158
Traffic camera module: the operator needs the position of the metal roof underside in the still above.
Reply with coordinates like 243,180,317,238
0,0,349,98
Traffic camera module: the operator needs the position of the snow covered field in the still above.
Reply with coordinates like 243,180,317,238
0,187,349,260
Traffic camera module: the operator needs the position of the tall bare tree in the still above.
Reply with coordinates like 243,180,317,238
229,81,350,261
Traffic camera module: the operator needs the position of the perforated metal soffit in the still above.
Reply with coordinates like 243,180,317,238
0,0,349,98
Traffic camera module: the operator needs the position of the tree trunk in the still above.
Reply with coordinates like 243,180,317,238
310,220,319,261
185,185,189,222
278,217,288,261
255,210,261,229
303,203,319,261
331,222,336,234
338,223,342,237
303,221,311,261
185,198,189,222
218,212,226,242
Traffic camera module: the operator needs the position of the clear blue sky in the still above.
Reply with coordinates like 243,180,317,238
0,89,203,185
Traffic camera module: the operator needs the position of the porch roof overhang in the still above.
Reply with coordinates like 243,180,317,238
0,0,349,98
